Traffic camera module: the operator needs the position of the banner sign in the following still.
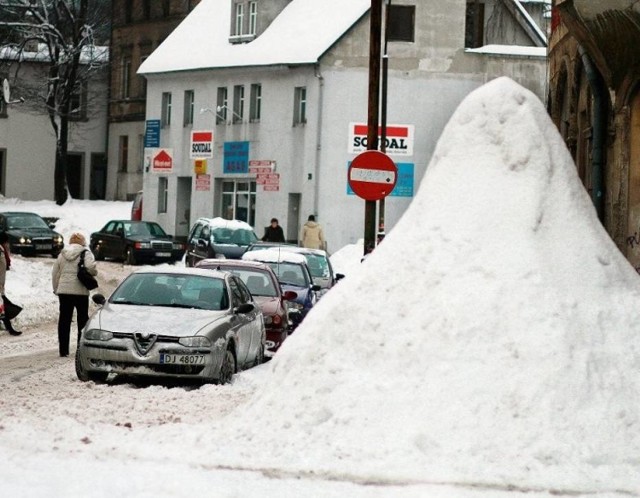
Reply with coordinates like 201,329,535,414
144,120,161,148
348,123,415,156
151,148,173,174
223,141,249,174
190,130,214,159
195,174,211,191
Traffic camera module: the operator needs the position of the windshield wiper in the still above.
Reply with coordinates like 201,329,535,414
112,300,152,306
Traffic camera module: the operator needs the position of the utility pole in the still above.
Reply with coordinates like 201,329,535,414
365,0,383,255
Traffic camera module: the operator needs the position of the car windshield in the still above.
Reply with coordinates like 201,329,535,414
123,222,167,237
303,253,330,278
211,227,258,246
110,273,229,311
7,214,49,230
265,262,308,287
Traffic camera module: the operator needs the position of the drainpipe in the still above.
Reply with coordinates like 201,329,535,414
578,45,606,222
313,63,324,217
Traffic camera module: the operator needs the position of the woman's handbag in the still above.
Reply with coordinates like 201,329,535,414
77,250,98,290
1,295,22,320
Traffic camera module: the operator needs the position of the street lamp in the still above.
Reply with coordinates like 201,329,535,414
200,105,244,125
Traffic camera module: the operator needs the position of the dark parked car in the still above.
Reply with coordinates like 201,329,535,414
90,220,185,265
246,243,344,295
242,249,320,330
196,259,298,357
75,267,266,384
0,211,64,257
185,217,259,267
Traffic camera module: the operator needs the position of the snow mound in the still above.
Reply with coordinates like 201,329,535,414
210,78,640,493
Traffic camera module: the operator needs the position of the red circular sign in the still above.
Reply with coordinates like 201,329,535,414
348,150,398,201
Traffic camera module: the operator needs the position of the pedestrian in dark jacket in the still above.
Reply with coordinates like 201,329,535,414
0,232,21,335
262,218,285,243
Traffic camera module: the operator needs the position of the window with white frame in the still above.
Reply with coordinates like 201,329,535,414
234,3,245,36
158,177,168,213
250,83,261,122
233,85,245,124
293,86,307,125
69,83,87,120
216,87,228,124
184,89,194,126
221,180,256,225
248,1,258,35
161,92,172,127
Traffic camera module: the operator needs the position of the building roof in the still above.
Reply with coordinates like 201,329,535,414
138,0,370,75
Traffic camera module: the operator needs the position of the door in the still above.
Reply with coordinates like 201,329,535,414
175,177,192,241
287,193,300,243
90,153,107,199
67,153,83,199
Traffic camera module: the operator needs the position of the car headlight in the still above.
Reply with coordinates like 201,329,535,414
263,315,273,325
54,236,63,244
19,236,31,244
134,242,151,249
172,242,184,250
179,336,211,347
84,329,113,341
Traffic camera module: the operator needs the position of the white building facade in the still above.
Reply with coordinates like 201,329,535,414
139,0,549,250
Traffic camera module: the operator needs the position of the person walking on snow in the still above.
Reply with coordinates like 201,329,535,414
52,232,98,357
0,232,22,335
300,215,325,250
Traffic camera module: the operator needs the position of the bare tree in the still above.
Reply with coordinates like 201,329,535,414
0,0,110,205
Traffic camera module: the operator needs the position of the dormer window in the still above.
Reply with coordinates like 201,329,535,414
230,1,258,43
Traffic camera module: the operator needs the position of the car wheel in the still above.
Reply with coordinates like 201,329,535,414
75,352,108,383
125,247,137,265
217,347,236,385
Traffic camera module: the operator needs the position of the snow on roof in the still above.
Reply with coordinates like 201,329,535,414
242,249,306,265
198,217,255,231
200,77,640,491
138,0,370,75
466,44,547,57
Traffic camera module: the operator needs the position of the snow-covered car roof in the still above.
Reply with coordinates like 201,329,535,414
242,249,307,265
195,217,254,231
130,267,228,279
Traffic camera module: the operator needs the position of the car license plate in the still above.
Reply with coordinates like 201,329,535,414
160,354,205,365
36,244,52,250
156,252,171,257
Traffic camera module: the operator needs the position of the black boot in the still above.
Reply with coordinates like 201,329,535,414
3,318,21,336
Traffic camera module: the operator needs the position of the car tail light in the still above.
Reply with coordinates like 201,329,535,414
272,314,282,326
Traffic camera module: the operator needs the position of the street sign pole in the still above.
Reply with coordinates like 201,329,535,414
378,0,392,243
365,0,383,255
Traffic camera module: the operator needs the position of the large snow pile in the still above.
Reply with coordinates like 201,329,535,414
205,78,640,493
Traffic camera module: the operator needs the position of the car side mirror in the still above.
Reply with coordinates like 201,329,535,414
48,222,56,229
92,294,106,306
335,273,345,281
235,303,254,314
283,290,298,301
311,284,322,292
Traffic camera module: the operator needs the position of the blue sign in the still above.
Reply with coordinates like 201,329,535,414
223,141,249,174
347,162,414,197
144,120,161,148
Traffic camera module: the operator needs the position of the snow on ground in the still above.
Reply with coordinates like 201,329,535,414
2,78,639,497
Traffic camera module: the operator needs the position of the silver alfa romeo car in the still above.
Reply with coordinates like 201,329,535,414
75,267,265,384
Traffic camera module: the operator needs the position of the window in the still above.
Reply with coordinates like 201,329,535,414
158,177,168,214
139,55,149,98
234,3,245,35
184,90,194,126
124,0,132,23
122,56,131,99
162,0,170,16
221,180,256,225
465,1,485,48
142,0,152,20
69,83,87,120
161,92,172,127
249,83,261,122
293,86,307,125
233,85,245,124
387,5,415,42
119,136,129,172
216,87,228,124
248,2,258,35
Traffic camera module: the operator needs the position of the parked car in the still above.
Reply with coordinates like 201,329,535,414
242,249,321,329
196,259,298,356
185,217,259,266
247,243,344,295
90,220,185,265
131,190,143,221
75,267,265,384
0,211,64,257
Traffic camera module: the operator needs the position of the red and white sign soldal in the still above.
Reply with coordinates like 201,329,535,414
348,123,414,156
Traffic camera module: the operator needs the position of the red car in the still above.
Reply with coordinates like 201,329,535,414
196,259,297,357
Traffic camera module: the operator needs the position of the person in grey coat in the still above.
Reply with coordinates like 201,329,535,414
52,232,98,357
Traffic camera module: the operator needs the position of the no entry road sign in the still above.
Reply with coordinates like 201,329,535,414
348,150,397,201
